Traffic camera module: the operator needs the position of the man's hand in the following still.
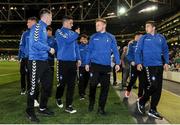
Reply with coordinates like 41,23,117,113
115,65,120,72
163,64,169,72
77,60,81,67
75,28,80,34
18,59,21,65
128,40,133,45
49,48,55,55
131,61,135,66
85,65,89,72
137,64,143,71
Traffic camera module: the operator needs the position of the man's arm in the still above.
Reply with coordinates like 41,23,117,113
111,35,120,65
57,30,79,44
18,32,26,60
32,25,50,52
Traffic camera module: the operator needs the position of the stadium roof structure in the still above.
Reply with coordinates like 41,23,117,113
0,0,179,39
0,0,179,23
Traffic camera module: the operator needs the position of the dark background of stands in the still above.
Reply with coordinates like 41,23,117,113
0,0,179,56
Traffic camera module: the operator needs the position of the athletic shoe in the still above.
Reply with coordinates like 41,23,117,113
125,90,130,98
137,101,145,114
65,105,77,114
56,99,63,108
148,109,163,120
97,83,101,87
38,108,54,116
80,95,85,100
21,90,26,95
97,108,106,115
26,109,39,123
34,100,39,107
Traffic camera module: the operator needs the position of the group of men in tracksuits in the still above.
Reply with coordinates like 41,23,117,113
18,8,169,123
18,8,120,123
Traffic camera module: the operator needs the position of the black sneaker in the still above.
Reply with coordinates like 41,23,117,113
38,108,55,116
137,101,145,114
97,108,106,115
26,109,39,123
56,99,63,108
21,89,26,95
80,95,85,100
65,106,77,114
148,109,163,120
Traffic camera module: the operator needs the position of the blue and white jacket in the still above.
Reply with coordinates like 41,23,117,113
29,20,51,60
55,27,80,61
135,33,169,67
85,32,120,66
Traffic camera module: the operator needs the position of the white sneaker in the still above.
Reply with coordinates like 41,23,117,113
20,91,26,95
56,99,63,108
65,106,77,114
34,100,39,107
97,83,101,87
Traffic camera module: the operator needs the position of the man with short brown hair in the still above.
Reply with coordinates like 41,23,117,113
85,18,120,115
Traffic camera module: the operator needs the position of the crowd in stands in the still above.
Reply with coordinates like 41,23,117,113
169,46,180,72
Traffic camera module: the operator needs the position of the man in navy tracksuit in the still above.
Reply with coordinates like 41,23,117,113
125,32,144,99
47,26,57,97
78,34,89,100
26,9,55,123
55,16,81,114
135,21,169,119
18,17,37,95
85,19,120,115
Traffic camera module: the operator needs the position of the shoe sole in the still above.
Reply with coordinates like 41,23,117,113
34,105,39,108
65,109,77,114
56,103,63,108
148,112,163,120
80,98,85,100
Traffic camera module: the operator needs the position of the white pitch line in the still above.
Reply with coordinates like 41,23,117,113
0,73,18,77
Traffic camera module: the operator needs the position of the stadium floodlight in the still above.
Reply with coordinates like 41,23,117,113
51,7,55,10
10,7,14,10
88,2,91,6
71,5,75,9
79,5,83,8
107,12,115,16
118,7,126,15
63,6,66,9
139,5,158,13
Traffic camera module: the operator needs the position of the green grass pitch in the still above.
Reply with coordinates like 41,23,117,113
0,61,135,124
